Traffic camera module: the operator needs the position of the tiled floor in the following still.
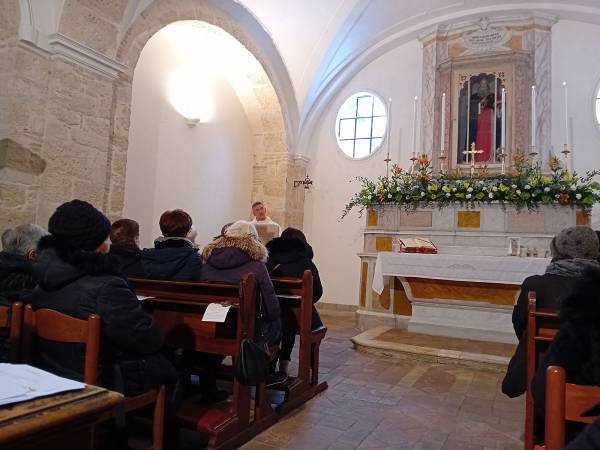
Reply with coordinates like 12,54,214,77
242,310,524,450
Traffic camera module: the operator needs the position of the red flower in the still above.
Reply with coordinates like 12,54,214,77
559,193,570,204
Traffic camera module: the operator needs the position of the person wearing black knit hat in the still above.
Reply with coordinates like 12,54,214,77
26,199,181,449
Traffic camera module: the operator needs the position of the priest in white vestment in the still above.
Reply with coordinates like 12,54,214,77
251,201,281,243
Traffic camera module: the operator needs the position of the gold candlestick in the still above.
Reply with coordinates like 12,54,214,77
529,145,538,168
463,142,483,177
498,148,508,175
438,153,447,175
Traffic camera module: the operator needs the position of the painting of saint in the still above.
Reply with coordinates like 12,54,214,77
457,73,504,165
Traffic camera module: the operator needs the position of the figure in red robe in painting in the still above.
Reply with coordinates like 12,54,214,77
475,79,494,162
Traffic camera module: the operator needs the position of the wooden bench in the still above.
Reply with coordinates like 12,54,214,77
270,270,328,414
0,301,24,362
129,274,277,450
535,365,600,450
525,292,560,450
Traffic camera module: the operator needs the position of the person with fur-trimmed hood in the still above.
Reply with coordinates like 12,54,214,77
201,220,281,345
532,264,600,445
266,227,323,375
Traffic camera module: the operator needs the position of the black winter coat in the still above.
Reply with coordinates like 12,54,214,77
502,273,580,398
0,252,36,361
201,235,281,345
266,237,323,329
26,236,167,392
109,245,144,278
142,238,202,281
532,267,600,444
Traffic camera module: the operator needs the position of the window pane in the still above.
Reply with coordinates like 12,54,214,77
373,98,386,116
372,116,387,138
371,138,383,151
338,99,357,119
338,140,354,158
356,96,373,117
338,118,355,139
354,139,371,158
355,118,372,139
596,99,600,125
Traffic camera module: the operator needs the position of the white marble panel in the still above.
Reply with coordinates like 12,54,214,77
544,207,574,234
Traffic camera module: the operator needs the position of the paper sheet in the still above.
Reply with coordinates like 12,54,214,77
136,295,154,301
202,303,231,322
0,364,85,406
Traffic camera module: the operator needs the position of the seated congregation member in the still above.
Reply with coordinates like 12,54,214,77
201,220,281,346
0,224,47,361
26,200,180,446
142,209,202,280
266,227,323,375
502,226,600,398
109,218,144,277
532,266,600,445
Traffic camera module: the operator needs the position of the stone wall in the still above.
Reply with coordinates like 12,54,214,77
0,0,304,232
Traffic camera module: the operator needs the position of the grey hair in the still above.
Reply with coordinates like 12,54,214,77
2,224,48,255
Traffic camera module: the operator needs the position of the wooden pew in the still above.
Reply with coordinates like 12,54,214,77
525,292,560,450
534,366,600,450
0,302,24,362
129,274,277,450
270,270,328,414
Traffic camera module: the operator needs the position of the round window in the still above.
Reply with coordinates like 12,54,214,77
335,92,388,159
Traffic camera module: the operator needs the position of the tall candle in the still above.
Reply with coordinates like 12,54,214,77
412,95,418,156
531,85,536,148
563,81,569,148
440,93,446,154
387,97,392,159
501,88,506,150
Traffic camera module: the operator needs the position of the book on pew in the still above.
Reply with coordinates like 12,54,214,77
0,364,85,406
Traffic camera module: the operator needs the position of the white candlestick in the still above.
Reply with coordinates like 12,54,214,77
387,97,392,158
412,95,418,157
440,93,446,154
563,81,569,148
531,85,536,148
501,88,506,150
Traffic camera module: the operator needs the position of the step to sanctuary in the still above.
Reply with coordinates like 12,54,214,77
351,326,515,371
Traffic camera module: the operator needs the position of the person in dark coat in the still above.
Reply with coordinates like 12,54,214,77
25,200,180,447
0,224,47,361
266,227,323,375
201,220,281,345
142,209,202,280
502,226,600,398
532,265,600,445
109,218,144,278
565,415,600,449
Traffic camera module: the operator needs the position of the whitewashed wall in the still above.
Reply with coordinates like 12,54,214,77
123,28,253,248
304,40,423,305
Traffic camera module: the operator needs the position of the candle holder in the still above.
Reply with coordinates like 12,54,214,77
384,152,392,178
529,145,538,168
561,144,571,171
498,148,508,175
438,153,447,175
410,154,418,170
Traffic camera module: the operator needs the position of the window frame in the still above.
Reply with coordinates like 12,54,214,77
334,91,388,161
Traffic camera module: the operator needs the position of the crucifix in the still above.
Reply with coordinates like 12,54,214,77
463,142,483,176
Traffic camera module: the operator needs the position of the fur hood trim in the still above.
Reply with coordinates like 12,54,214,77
202,235,268,262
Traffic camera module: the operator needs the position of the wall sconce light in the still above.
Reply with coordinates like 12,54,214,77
185,118,200,127
168,70,214,127
293,174,313,190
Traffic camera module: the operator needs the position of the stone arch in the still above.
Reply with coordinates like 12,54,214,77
99,0,305,226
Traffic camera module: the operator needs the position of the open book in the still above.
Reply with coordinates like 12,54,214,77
254,223,279,245
398,237,437,254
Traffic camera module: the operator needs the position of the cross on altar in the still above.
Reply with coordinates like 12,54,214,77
463,142,483,175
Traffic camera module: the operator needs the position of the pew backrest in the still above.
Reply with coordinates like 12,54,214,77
0,301,24,362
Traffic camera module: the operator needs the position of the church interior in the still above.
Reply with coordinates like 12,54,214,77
2,0,600,449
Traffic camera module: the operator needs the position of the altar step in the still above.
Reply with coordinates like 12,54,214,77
351,326,515,372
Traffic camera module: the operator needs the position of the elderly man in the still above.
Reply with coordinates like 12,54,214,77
0,223,47,361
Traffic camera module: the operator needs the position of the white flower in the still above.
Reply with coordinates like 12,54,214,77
478,180,485,185
405,195,410,200
544,187,550,192
576,193,582,200
488,193,494,198
492,186,498,192
511,184,517,189
467,187,473,193
532,192,537,197
555,194,560,199
420,192,426,197
571,184,577,191
446,193,451,197
466,193,472,199
387,194,392,199
525,185,531,190
452,188,457,192
427,185,432,191
516,190,521,195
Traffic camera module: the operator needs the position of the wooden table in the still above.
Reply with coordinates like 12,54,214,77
0,385,123,450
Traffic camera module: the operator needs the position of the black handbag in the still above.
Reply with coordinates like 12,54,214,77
233,338,270,385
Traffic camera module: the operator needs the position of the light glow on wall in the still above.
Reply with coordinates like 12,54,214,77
168,70,214,123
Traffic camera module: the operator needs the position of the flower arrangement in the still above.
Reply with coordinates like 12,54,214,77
342,152,600,219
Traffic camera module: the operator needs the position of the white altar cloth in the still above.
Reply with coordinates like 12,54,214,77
372,252,551,295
